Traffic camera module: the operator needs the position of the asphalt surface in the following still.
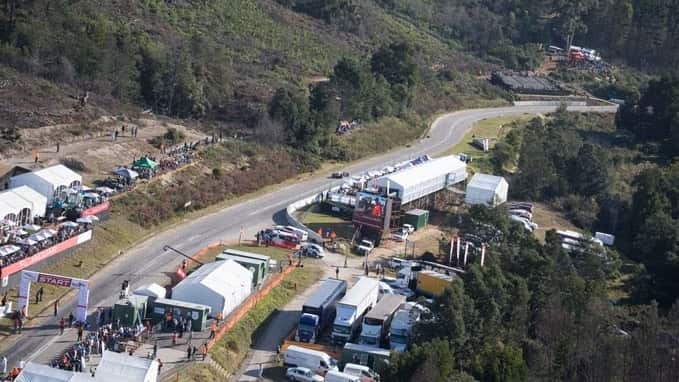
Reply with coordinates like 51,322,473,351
1,104,617,370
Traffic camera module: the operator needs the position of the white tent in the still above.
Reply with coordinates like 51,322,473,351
15,362,76,382
0,186,47,224
133,283,166,299
95,351,158,382
376,155,467,204
172,259,252,318
10,165,82,203
465,173,508,207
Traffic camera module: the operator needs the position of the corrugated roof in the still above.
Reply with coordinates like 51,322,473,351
376,155,466,190
405,209,428,216
467,173,507,192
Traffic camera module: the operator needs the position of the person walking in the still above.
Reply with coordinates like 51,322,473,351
56,142,60,153
38,287,43,302
59,317,65,335
201,343,207,361
335,266,340,279
33,151,39,164
54,299,59,317
192,345,197,360
152,342,158,358
35,290,40,304
157,359,163,375
209,321,216,340
186,344,192,360
68,312,74,328
77,326,83,342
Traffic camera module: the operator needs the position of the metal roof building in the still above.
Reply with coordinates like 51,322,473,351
375,155,467,204
0,185,47,224
465,173,508,207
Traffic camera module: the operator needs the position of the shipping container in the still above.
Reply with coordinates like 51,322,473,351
403,209,429,230
416,270,454,297
112,295,148,327
150,298,211,332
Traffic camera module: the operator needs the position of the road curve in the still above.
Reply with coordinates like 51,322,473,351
2,105,617,367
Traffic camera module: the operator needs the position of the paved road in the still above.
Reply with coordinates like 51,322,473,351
1,105,617,369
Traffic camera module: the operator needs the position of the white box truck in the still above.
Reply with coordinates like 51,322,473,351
359,294,405,346
284,345,339,374
332,277,380,345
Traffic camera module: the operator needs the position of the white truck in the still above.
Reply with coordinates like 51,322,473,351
332,277,380,345
359,294,406,346
389,306,421,352
284,345,339,374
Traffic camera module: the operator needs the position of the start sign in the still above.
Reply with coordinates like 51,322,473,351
37,273,73,287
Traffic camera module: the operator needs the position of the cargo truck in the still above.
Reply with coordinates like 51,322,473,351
359,294,405,347
415,270,454,297
296,279,347,343
332,277,380,344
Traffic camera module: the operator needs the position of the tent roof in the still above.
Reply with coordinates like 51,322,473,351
132,157,158,169
467,173,507,192
376,155,466,190
16,165,82,188
133,283,166,299
0,186,47,218
96,351,156,382
174,259,252,299
15,362,81,382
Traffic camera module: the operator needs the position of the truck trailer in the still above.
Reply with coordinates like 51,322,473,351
296,279,347,343
332,277,380,345
359,294,406,347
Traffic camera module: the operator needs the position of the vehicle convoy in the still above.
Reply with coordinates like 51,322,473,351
416,270,454,297
332,277,380,344
359,294,406,346
284,345,339,374
389,305,422,352
286,367,325,382
296,279,347,343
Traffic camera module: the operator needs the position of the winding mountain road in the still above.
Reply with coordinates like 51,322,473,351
1,105,617,371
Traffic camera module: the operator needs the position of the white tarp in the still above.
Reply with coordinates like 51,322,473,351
376,155,467,204
15,362,76,382
172,259,252,318
133,283,166,299
0,186,47,223
465,173,508,206
10,165,82,203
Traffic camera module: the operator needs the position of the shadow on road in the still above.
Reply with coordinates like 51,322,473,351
250,309,301,352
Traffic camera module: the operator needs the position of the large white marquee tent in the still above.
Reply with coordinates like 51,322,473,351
465,173,508,207
10,165,82,203
376,155,467,204
172,259,252,318
0,186,47,224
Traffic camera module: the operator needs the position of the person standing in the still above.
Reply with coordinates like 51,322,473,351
201,343,207,361
152,342,158,358
157,359,163,375
59,317,65,335
68,312,74,328
186,344,192,360
54,299,59,317
77,326,83,342
192,345,197,360
335,266,340,279
56,142,60,153
38,287,43,302
209,321,216,340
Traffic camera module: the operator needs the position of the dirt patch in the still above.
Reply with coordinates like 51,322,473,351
532,202,581,242
372,225,447,261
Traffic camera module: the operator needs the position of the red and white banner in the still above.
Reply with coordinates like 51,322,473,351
18,270,89,321
81,201,110,217
0,230,93,278
37,273,73,287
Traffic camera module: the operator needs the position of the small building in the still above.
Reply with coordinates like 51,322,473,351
465,173,508,207
150,298,210,332
10,164,82,203
172,259,252,318
216,253,266,286
403,209,429,230
0,185,48,224
112,295,148,327
221,248,270,276
340,342,391,374
375,155,467,204
0,164,30,191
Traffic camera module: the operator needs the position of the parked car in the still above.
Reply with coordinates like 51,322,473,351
284,346,339,374
300,243,325,258
325,370,361,382
356,240,374,256
286,367,324,382
343,363,380,382
402,224,415,233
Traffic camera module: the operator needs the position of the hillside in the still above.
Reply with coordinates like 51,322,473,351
0,0,504,156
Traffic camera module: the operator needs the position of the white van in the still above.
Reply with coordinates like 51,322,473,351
343,363,380,381
324,370,361,382
284,346,339,374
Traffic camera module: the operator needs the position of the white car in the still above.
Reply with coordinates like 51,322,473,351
300,243,325,258
356,240,374,256
392,229,408,242
402,224,415,233
286,367,324,382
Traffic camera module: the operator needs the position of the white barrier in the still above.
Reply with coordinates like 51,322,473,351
285,186,348,244
513,100,587,107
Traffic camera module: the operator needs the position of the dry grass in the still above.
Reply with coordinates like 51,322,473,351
531,202,581,242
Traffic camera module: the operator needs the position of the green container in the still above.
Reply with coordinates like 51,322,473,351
151,298,211,332
221,249,270,277
112,295,148,327
216,253,266,286
340,342,391,374
404,209,429,230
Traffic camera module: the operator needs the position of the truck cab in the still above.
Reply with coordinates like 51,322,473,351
296,313,320,343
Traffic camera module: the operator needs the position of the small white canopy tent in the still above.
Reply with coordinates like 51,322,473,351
172,259,252,318
0,186,47,224
10,165,82,203
376,155,467,204
465,173,509,207
133,283,166,299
